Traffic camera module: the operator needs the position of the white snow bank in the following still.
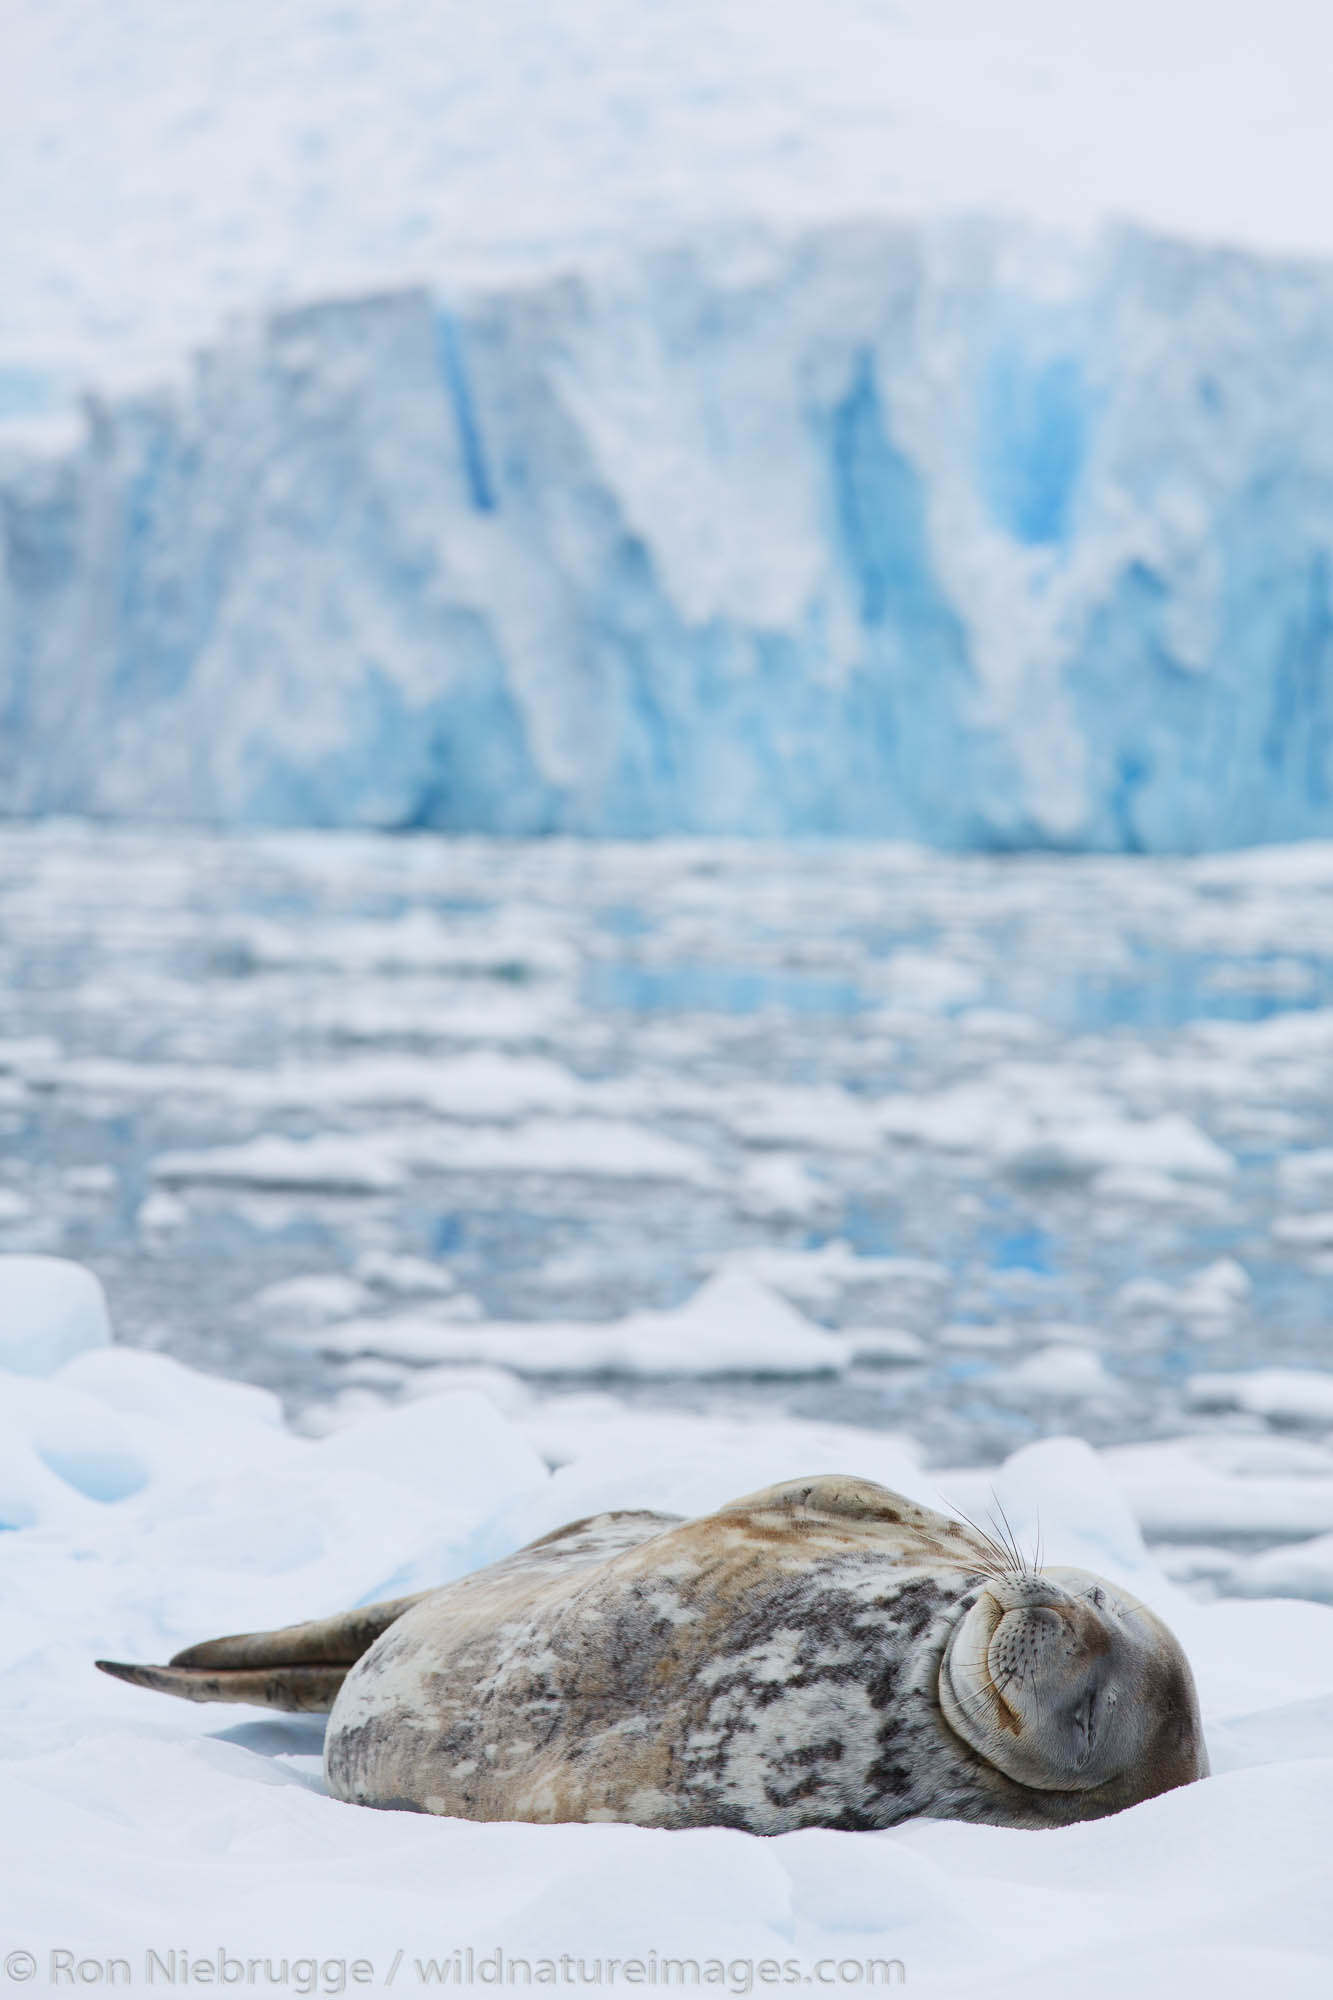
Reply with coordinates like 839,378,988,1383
0,1254,112,1374
7,1267,1333,1989
7,1264,1328,1984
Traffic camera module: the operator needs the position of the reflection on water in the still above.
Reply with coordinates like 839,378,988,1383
2,824,1333,1472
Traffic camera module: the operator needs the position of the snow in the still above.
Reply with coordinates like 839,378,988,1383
9,1,1333,395
7,1263,1333,1994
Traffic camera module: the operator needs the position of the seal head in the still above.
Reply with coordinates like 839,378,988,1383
939,1565,1207,1809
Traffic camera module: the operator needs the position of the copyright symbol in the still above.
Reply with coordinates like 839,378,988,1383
4,1953,36,1982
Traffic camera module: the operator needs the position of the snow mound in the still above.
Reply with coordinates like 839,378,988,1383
0,1255,112,1375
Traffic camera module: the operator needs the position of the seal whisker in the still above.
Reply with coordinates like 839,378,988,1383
937,1497,1020,1578
987,1493,1028,1579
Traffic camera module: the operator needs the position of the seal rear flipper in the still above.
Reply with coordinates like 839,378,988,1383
168,1593,429,1672
95,1590,431,1712
95,1658,347,1713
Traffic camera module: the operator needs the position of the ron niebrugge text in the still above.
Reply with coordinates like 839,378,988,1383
10,1949,906,1991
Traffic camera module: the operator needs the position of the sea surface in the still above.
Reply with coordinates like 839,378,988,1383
3,821,1332,1476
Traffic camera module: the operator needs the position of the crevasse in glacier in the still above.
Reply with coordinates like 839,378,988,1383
4,219,1333,847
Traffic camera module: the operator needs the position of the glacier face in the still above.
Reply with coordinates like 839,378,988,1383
4,218,1333,847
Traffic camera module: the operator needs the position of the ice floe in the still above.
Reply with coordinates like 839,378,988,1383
305,1271,847,1379
6,1260,1333,1995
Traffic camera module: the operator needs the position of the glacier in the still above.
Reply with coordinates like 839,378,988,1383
5,217,1333,847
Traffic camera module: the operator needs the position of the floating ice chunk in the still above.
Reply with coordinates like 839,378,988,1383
0,1188,33,1222
939,1321,1017,1350
1093,1166,1233,1209
1272,1211,1333,1249
0,1256,112,1375
1113,1276,1180,1317
1103,1439,1333,1540
840,1326,928,1367
312,1271,848,1377
1227,1534,1333,1604
1154,1544,1241,1590
272,1052,586,1121
62,1165,117,1195
244,1273,375,1328
1277,1149,1333,1195
354,1251,459,1296
1181,1434,1333,1479
1003,1113,1234,1183
872,952,982,1010
135,1189,189,1237
1003,1344,1121,1400
403,1119,716,1184
1178,1258,1252,1317
721,1242,949,1311
240,910,577,979
1186,1370,1333,1427
1114,1260,1251,1334
724,1086,880,1153
0,1037,57,1072
734,1155,831,1220
152,1135,405,1194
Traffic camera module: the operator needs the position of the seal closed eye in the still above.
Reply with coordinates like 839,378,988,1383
96,1475,1208,1832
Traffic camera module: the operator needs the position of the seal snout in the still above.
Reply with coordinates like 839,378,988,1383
983,1573,1074,1614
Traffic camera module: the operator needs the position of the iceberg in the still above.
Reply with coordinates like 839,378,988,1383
5,219,1333,848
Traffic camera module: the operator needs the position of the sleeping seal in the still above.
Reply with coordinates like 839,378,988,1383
97,1475,1207,1831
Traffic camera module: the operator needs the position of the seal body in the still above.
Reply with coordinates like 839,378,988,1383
98,1475,1208,1833
323,1478,1206,1830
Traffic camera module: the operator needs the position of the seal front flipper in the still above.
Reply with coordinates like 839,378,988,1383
95,1591,428,1714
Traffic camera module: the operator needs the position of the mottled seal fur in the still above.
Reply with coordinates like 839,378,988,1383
97,1475,1207,1831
